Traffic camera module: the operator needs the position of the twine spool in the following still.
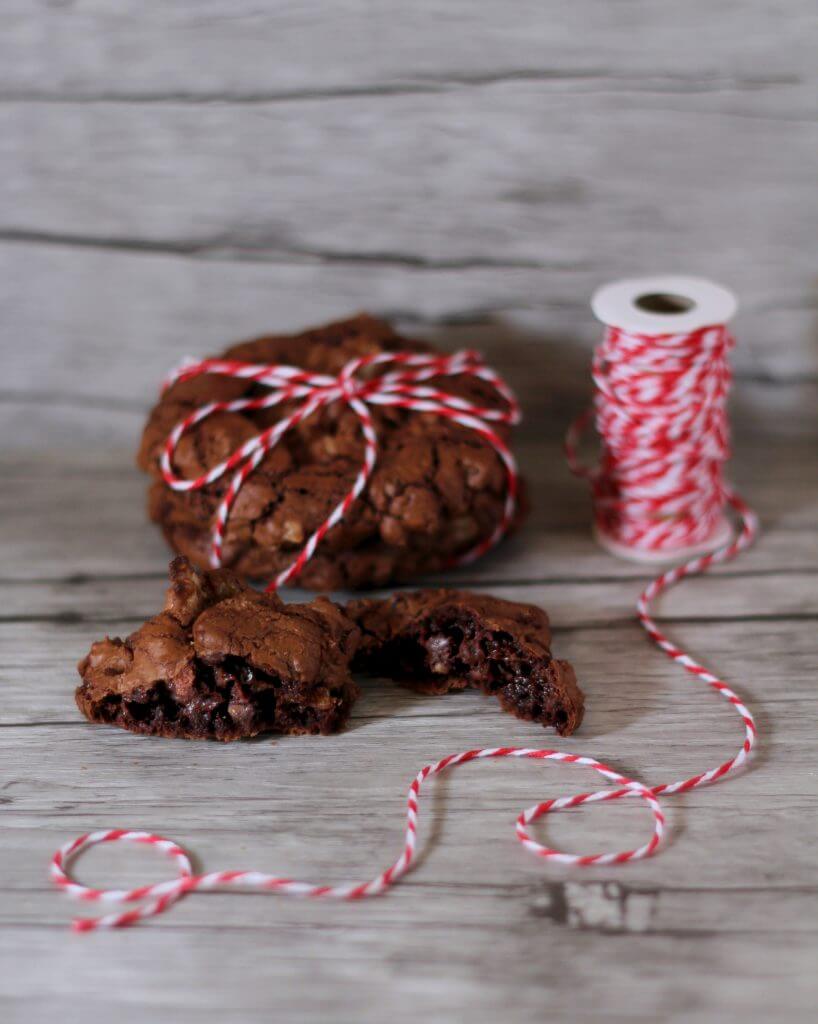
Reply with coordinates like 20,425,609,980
573,275,738,563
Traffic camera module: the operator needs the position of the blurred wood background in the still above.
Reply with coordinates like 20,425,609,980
1,4,816,1023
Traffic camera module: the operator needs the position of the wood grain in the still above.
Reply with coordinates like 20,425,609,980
3,244,818,406
1,3,817,1022
1,394,816,1023
2,1,815,100
1,5,817,383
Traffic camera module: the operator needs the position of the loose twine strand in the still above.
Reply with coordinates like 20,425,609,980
52,329,757,931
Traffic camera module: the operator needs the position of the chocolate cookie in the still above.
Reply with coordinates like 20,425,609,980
347,590,584,735
138,314,521,590
75,558,360,740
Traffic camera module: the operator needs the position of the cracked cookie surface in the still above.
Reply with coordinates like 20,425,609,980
75,558,360,740
347,589,584,735
138,314,522,590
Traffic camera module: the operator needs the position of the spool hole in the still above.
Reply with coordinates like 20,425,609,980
633,292,695,315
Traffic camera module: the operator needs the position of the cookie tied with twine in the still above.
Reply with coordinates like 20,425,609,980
137,316,524,591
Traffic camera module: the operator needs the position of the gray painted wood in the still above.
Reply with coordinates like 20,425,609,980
1,4,817,1022
2,2,816,100
2,244,818,400
2,401,817,1024
1,4,817,382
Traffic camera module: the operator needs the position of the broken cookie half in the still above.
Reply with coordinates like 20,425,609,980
75,557,360,740
347,589,584,736
76,563,583,741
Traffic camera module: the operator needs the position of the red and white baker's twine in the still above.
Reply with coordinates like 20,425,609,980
53,330,758,931
565,324,735,553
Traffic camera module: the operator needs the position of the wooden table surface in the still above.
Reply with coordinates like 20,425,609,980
1,4,817,1022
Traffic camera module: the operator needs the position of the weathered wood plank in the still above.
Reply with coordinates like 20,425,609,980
2,569,816,632
3,91,815,270
0,926,813,1024
5,876,817,938
2,244,815,392
2,0,815,100
2,85,816,382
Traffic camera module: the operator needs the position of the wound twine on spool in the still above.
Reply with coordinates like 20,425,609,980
566,275,739,563
51,286,759,931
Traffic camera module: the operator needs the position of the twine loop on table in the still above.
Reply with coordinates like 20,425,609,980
52,751,666,932
158,348,521,589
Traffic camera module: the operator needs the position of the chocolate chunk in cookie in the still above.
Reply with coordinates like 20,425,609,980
347,590,584,735
138,314,522,590
75,558,360,740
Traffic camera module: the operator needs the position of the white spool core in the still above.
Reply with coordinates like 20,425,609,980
588,274,737,564
591,275,737,335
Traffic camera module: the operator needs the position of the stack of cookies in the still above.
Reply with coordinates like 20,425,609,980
76,316,584,739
